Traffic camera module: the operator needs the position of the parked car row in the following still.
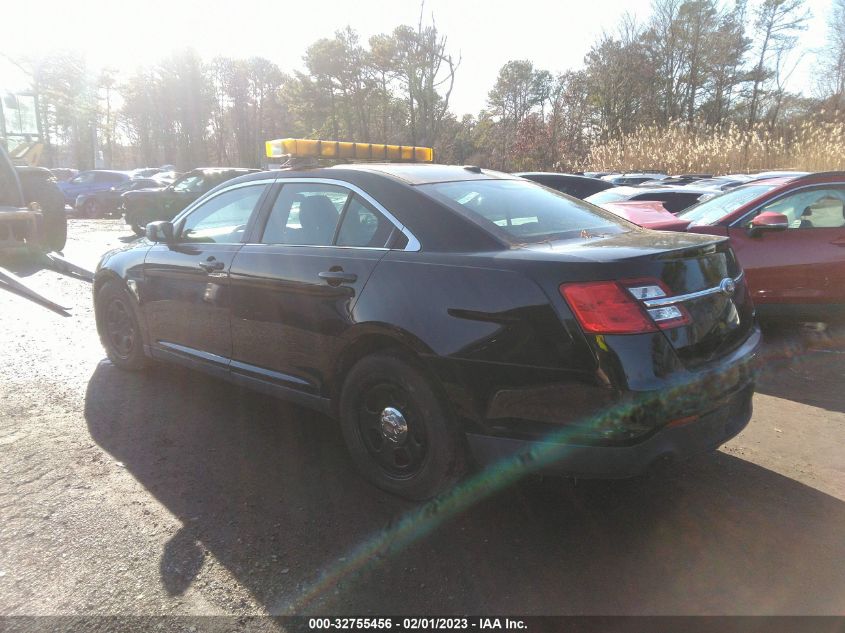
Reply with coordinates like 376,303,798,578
529,169,844,323
53,165,257,226
121,168,260,235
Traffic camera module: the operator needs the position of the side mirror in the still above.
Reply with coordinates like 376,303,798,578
748,211,789,236
145,220,175,243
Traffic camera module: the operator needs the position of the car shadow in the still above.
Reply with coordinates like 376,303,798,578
756,322,845,414
84,361,845,615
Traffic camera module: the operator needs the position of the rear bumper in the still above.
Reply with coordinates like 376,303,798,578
466,384,752,478
756,303,845,323
465,325,761,478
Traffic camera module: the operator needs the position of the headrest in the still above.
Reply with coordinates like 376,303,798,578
299,195,338,230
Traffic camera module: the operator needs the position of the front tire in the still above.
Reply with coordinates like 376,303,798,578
19,175,67,251
124,207,146,236
96,281,148,371
339,352,465,500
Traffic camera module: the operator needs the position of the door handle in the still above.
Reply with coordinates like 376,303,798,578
831,237,845,247
198,257,225,272
318,270,358,285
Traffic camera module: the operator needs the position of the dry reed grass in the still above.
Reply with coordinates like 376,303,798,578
584,119,845,174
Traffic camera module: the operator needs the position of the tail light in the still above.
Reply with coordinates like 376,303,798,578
560,279,690,335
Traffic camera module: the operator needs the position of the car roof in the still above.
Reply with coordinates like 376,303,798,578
632,185,721,194
514,172,603,181
596,186,639,196
325,163,516,185
742,176,795,187
83,169,130,176
192,167,259,174
599,185,714,198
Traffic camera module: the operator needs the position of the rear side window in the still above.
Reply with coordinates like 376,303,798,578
633,192,701,213
419,179,631,244
585,190,629,204
173,174,206,193
336,195,394,247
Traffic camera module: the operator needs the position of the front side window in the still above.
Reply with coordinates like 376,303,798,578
261,183,348,246
420,179,632,245
754,187,845,229
180,184,266,243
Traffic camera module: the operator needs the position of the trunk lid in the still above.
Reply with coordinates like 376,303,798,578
509,229,754,368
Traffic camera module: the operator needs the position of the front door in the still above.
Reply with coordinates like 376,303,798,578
141,182,269,374
728,184,845,307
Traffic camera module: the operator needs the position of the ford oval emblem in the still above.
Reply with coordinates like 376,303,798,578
719,278,736,297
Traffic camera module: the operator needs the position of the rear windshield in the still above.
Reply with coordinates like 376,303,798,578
584,190,630,204
678,184,776,226
419,179,632,244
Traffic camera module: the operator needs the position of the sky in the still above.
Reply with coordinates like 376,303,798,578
0,0,835,117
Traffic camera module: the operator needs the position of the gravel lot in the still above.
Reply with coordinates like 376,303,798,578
1,219,843,617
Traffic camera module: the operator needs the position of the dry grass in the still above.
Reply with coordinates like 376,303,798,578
583,120,845,174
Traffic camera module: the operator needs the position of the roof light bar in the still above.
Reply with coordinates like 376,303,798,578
265,138,434,163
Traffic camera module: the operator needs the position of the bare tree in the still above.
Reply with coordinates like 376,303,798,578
746,0,809,130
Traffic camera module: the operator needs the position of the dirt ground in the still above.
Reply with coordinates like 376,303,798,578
0,218,843,617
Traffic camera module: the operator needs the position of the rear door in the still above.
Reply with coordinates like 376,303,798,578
229,180,402,395
142,180,271,375
727,184,845,306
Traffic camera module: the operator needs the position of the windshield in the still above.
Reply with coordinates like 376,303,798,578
678,184,777,226
585,189,630,204
419,179,632,244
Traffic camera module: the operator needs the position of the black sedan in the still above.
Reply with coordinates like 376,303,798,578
93,164,761,499
515,172,614,199
121,167,260,235
74,178,163,218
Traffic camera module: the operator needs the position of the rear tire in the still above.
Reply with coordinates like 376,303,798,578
339,352,465,500
96,281,148,371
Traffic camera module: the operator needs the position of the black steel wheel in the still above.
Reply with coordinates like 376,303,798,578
96,281,148,371
339,352,464,499
357,381,429,478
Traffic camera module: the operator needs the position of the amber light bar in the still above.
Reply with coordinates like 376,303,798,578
265,138,434,163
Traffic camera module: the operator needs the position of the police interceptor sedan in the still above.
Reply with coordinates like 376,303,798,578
94,139,761,500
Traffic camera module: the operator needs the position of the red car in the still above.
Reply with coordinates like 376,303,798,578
614,172,845,321
603,201,691,231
